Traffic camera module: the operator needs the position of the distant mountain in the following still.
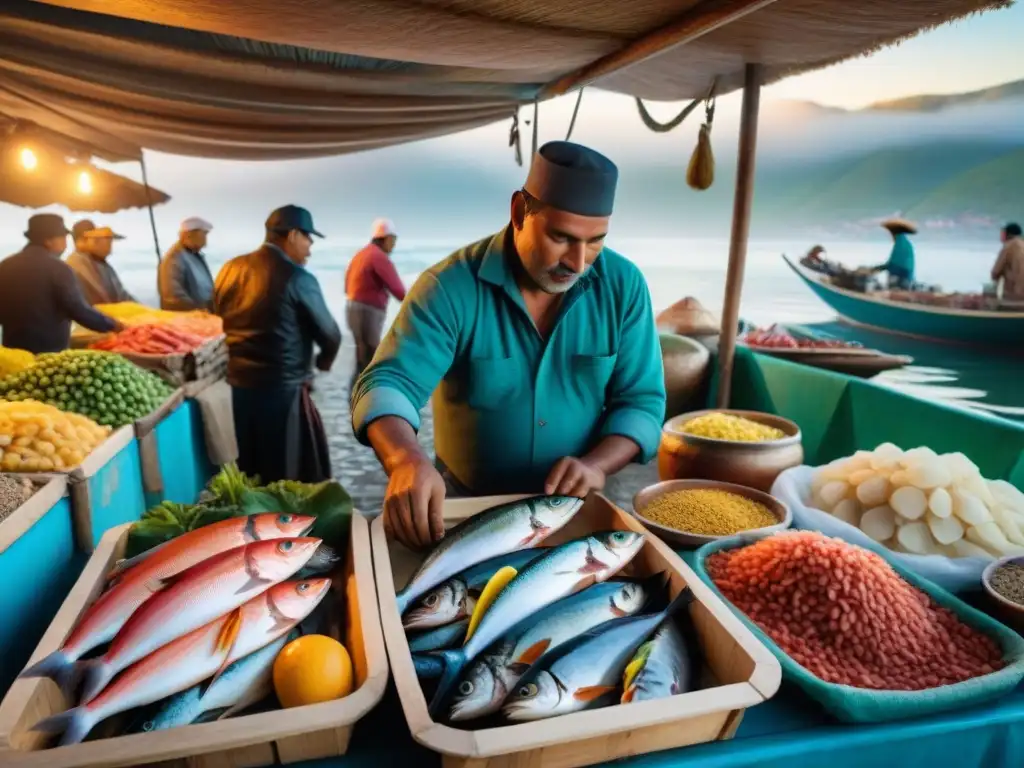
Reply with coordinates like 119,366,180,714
867,79,1024,113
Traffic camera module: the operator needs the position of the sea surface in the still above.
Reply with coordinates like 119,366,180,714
51,234,1024,423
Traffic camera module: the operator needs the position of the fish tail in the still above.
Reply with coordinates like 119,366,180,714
20,650,69,683
78,659,113,705
31,706,95,746
427,649,466,720
665,586,696,619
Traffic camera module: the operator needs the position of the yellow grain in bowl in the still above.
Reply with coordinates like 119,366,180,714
682,412,784,442
642,488,777,536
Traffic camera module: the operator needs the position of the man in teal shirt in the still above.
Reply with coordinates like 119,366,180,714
351,141,666,548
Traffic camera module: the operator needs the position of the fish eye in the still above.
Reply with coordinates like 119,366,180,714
425,593,439,607
297,582,310,592
278,541,294,552
142,721,154,732
550,498,565,507
278,514,293,523
519,683,539,699
458,681,474,696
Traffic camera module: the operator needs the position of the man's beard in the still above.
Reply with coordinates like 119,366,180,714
535,265,580,294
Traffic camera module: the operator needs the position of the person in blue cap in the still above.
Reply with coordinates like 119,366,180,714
214,205,342,483
351,141,666,548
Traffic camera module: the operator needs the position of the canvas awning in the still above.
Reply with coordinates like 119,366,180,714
0,0,1007,161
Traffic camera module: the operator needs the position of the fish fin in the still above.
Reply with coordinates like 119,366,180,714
107,538,174,581
621,686,636,704
506,662,531,677
427,650,467,720
573,574,598,592
78,660,112,705
573,685,616,703
32,706,94,746
215,702,247,721
234,575,271,595
516,640,551,666
201,609,243,697
578,558,609,575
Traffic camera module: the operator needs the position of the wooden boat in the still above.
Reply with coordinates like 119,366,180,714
783,255,1024,346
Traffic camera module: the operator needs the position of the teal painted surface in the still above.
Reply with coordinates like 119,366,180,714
0,496,85,695
726,348,1024,489
145,400,215,508
87,438,146,548
785,257,1023,345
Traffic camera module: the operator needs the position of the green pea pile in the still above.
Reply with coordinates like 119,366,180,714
0,350,173,428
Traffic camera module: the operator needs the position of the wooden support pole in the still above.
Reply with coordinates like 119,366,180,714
715,62,762,408
139,153,162,263
540,0,780,98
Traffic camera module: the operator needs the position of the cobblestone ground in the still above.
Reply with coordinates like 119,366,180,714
313,348,658,514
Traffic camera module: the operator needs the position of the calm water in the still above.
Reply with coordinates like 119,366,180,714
64,234,1024,423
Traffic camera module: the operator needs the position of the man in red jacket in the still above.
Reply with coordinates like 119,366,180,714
344,218,407,389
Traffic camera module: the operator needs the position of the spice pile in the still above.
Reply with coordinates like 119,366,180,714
811,443,1024,559
988,561,1024,607
708,531,1005,690
683,412,785,442
642,488,777,536
0,474,35,522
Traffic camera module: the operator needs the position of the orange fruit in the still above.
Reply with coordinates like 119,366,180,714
273,634,353,708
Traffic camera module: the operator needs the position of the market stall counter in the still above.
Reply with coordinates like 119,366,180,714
0,476,85,697
135,390,216,508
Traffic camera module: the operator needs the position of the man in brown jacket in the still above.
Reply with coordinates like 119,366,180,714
992,222,1024,301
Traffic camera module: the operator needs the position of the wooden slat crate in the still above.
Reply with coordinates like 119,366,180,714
112,336,228,388
0,512,388,767
373,493,782,768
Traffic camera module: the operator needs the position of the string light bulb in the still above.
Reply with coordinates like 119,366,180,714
19,148,37,171
77,170,92,194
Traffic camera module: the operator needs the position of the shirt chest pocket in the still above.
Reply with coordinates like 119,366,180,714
466,356,523,411
571,353,618,402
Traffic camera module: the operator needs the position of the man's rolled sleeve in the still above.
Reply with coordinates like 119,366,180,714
350,271,460,444
598,269,666,463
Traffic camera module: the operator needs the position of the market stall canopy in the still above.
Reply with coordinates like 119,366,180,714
0,0,1006,160
0,116,169,213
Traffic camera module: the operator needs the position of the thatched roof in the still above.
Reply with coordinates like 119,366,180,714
0,0,1009,160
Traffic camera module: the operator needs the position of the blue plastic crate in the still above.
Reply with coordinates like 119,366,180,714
69,426,147,550
0,477,85,695
142,398,215,507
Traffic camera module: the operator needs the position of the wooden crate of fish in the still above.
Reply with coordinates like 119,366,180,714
0,511,388,767
111,336,229,389
372,493,781,768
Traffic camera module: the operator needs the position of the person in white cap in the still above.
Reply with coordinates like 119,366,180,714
159,216,215,311
343,218,407,389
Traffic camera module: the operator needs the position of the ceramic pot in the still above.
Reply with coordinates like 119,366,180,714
657,409,804,493
660,333,711,420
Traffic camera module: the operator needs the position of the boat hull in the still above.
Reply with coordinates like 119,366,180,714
783,256,1024,346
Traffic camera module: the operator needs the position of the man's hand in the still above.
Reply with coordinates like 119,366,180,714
383,456,446,549
544,456,606,498
314,352,332,372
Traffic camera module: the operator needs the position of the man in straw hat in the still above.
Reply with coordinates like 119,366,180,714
159,216,216,311
351,141,666,548
214,205,342,484
0,214,121,353
871,217,918,290
66,220,136,305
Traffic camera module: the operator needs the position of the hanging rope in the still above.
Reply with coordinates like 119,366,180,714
508,109,523,167
531,100,540,156
565,88,584,141
139,154,162,261
634,96,701,133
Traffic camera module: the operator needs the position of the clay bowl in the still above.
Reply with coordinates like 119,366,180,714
632,478,792,549
657,409,804,493
982,555,1024,635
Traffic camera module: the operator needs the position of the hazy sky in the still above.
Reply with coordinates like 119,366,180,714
2,3,1023,250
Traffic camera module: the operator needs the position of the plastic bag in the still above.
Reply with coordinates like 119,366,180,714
772,465,989,593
